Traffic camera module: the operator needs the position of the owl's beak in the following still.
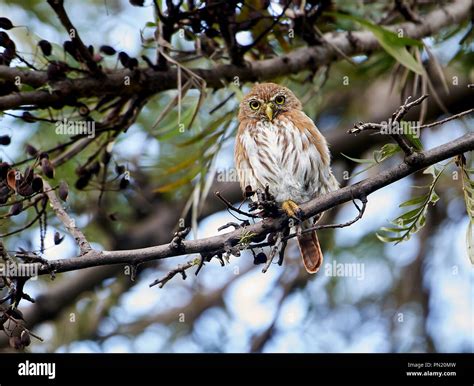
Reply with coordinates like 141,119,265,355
265,103,274,121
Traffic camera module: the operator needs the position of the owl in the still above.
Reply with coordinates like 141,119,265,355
234,83,339,274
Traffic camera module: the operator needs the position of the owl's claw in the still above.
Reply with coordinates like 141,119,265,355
282,200,304,220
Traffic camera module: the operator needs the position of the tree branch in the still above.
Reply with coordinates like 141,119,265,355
42,180,92,255
26,132,473,277
0,0,470,111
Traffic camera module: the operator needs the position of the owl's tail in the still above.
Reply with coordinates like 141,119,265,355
297,221,323,274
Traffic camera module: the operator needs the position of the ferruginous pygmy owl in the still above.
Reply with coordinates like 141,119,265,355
235,83,339,274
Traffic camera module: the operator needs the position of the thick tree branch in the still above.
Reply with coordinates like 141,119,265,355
0,0,470,111
24,132,473,276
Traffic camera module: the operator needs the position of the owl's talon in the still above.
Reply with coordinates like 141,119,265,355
282,200,304,220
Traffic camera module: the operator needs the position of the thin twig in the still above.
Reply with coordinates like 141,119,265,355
215,191,260,219
417,108,474,129
46,0,99,73
149,258,198,288
262,232,283,274
291,196,368,239
42,180,92,255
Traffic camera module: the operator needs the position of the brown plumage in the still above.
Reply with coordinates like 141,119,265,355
235,83,339,274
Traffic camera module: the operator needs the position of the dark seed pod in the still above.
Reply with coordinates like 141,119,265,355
115,164,125,175
89,161,101,175
38,39,52,56
100,45,116,55
101,151,111,165
244,185,255,198
108,212,118,221
31,176,43,192
54,231,65,245
21,112,36,123
6,169,17,191
0,185,9,204
254,252,267,265
0,135,11,145
119,176,130,190
63,40,80,61
58,180,69,201
8,308,24,320
75,174,90,190
9,201,23,216
0,31,10,46
118,51,130,67
39,152,49,160
25,144,38,156
88,44,94,55
0,18,14,30
20,330,31,346
0,162,9,180
129,0,145,6
23,165,34,183
17,183,34,197
127,57,138,69
41,158,55,179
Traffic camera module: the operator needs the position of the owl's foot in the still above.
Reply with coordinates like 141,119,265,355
282,200,304,220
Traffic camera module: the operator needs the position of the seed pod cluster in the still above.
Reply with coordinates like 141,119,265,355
75,161,101,190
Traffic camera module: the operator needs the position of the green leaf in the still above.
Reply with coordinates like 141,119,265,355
429,191,440,205
403,128,423,150
380,226,410,233
341,153,374,164
399,195,428,207
328,12,424,74
375,143,401,163
394,207,423,222
376,233,403,243
423,165,439,177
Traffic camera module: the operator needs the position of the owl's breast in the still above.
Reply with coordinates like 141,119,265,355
237,118,331,203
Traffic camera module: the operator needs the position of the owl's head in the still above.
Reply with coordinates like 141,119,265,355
238,83,302,122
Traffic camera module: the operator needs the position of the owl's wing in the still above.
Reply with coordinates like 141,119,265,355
283,110,339,194
234,122,257,194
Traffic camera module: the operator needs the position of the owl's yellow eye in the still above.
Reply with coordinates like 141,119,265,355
249,100,260,110
274,95,285,105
